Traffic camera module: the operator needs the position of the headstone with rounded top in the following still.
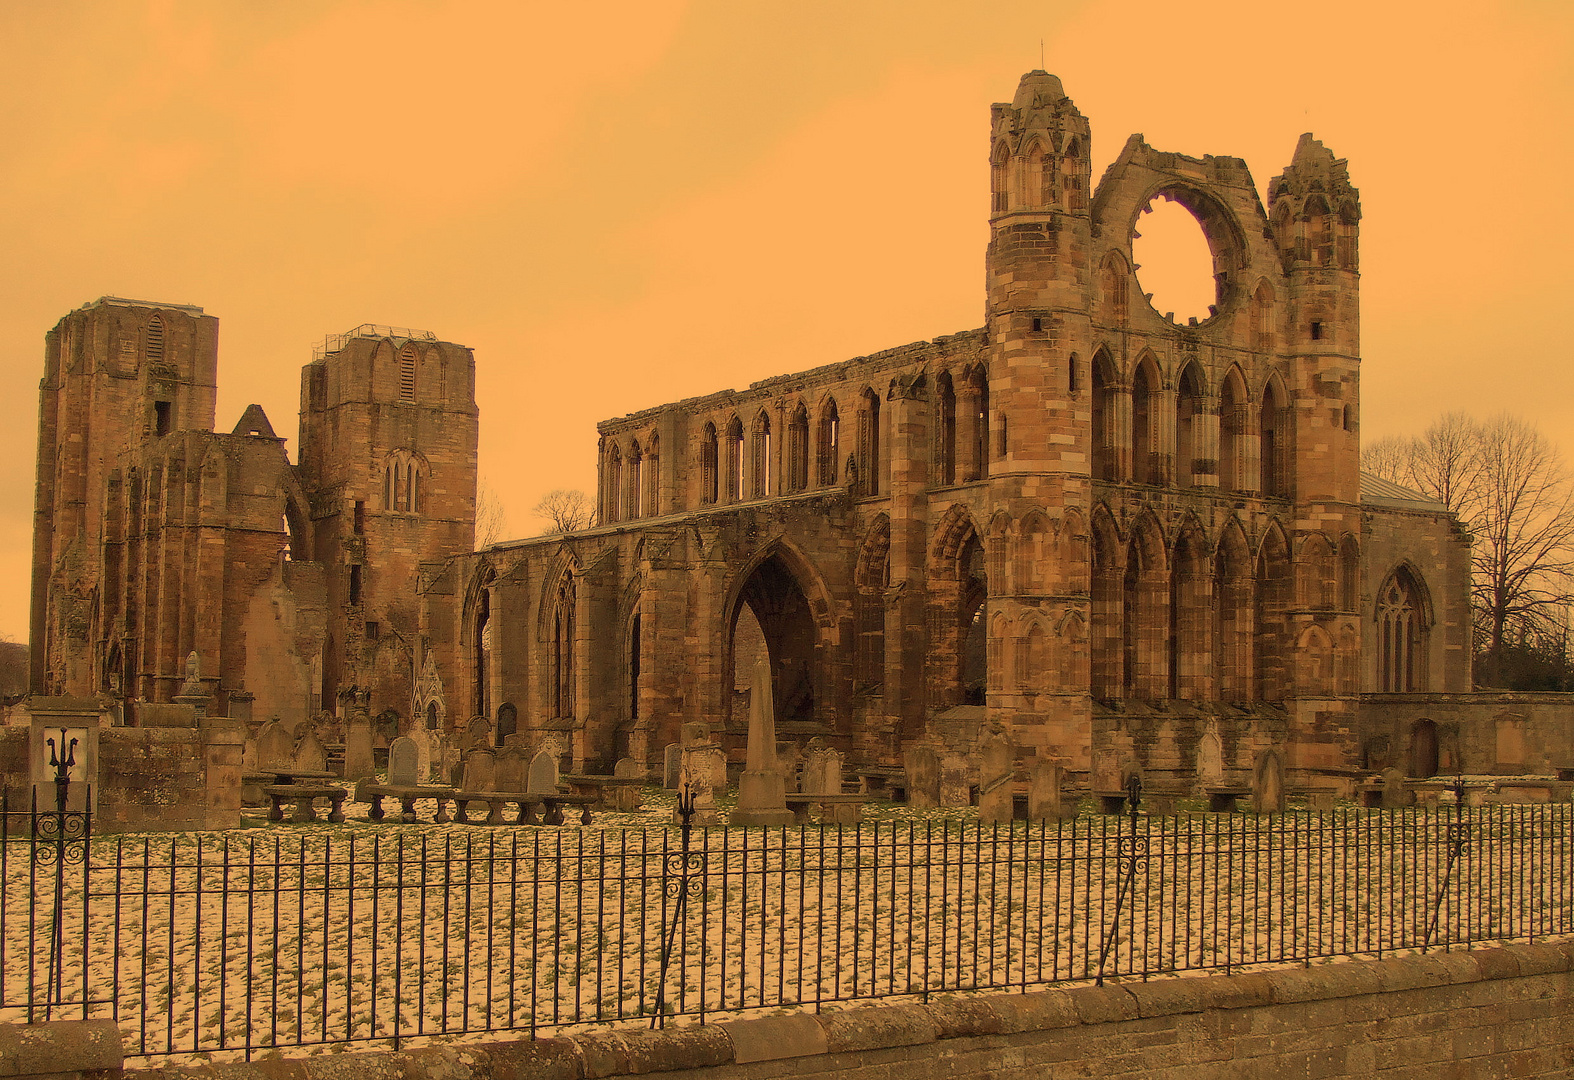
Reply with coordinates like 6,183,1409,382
293,726,328,773
467,717,492,751
527,749,560,795
387,737,420,787
258,719,293,770
495,743,526,791
1197,729,1224,788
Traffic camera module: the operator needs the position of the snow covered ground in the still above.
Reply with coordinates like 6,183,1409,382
2,792,1570,1063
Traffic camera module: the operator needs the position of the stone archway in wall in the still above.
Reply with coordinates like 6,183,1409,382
727,551,825,733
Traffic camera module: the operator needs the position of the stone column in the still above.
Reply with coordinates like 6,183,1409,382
1194,394,1220,488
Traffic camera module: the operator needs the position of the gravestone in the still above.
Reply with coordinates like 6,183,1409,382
465,718,492,751
732,657,795,827
1381,766,1414,808
663,744,682,789
344,712,375,780
1027,759,1068,821
939,752,970,807
495,740,526,791
1091,749,1121,794
1252,748,1285,814
612,756,644,811
678,744,726,826
977,730,1016,825
292,725,328,773
903,745,941,808
1196,729,1224,788
802,743,844,796
527,749,560,795
462,750,496,792
257,719,293,769
681,721,711,746
387,737,420,787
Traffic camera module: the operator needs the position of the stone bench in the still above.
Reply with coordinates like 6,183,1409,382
264,784,347,824
1410,780,1491,809
1203,786,1252,813
561,773,645,811
1487,778,1571,804
357,783,457,824
784,792,871,825
452,791,597,826
244,768,336,807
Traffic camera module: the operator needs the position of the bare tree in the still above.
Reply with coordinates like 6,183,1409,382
1360,434,1412,486
1361,413,1482,520
1468,415,1574,686
532,489,594,534
475,479,509,549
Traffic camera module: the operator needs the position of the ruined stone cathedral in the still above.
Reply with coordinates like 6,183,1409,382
31,72,1483,786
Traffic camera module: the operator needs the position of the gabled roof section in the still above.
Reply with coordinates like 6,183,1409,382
1360,471,1447,512
231,404,277,439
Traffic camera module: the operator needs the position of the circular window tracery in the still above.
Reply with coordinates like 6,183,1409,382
1132,194,1218,325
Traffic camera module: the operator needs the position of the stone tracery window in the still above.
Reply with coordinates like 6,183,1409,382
1377,569,1427,692
381,450,426,514
749,409,771,499
816,398,839,486
724,417,744,502
700,422,719,505
398,344,418,402
787,404,809,493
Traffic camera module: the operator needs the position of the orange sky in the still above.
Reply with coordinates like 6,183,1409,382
2,0,1570,645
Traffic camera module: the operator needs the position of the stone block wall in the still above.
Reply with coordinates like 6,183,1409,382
98,942,1574,1080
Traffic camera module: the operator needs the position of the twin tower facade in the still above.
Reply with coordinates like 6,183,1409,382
31,72,1472,786
30,305,478,735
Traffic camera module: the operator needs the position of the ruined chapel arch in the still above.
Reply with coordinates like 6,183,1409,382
721,538,836,733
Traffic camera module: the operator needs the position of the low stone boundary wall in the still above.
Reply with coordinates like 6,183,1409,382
10,943,1574,1079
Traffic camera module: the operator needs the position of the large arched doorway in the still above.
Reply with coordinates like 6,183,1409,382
730,553,820,729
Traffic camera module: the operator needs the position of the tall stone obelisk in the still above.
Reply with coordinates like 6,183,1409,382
728,657,795,826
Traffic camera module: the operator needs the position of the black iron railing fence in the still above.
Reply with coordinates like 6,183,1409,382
3,790,1571,1063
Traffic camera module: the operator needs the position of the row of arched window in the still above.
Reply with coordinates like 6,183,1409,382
602,435,659,525
1090,349,1293,495
991,136,1087,214
600,372,1001,523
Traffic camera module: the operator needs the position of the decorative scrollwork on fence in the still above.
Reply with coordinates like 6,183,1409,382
663,851,706,899
1116,834,1150,876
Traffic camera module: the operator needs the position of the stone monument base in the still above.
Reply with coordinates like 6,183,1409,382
729,770,796,827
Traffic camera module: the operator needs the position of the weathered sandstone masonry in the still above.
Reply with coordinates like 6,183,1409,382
17,942,1571,1080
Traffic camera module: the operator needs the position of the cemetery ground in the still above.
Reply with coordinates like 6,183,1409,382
3,782,1572,1065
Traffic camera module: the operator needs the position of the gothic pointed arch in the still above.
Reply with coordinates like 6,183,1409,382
1098,251,1129,326
1016,614,1049,693
626,438,644,521
1296,624,1335,695
1091,347,1120,481
1170,518,1211,698
786,402,809,493
604,443,623,523
1015,508,1051,594
724,415,744,502
749,408,772,499
1255,520,1293,700
723,537,837,732
1219,364,1251,493
856,387,881,496
1297,532,1337,611
816,394,840,486
1375,563,1431,692
643,431,660,516
1338,534,1360,612
1090,503,1124,697
1260,370,1291,498
1123,509,1169,698
1250,281,1276,352
1020,137,1050,209
926,504,987,709
1213,518,1254,700
934,370,957,486
1176,359,1205,489
1131,351,1162,485
700,421,719,505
